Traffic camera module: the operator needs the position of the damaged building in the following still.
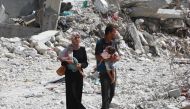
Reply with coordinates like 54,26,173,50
1,0,190,57
0,0,60,38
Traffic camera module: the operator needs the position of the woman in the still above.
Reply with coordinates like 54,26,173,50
59,32,88,109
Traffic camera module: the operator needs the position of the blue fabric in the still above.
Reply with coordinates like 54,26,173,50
67,57,78,72
96,61,107,73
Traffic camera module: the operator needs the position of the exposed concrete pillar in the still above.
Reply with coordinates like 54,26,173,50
1,0,39,17
41,0,61,31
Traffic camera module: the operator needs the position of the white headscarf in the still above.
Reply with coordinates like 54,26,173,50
70,32,81,50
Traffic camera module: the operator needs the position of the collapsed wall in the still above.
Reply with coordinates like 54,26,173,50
0,0,61,38
0,0,39,17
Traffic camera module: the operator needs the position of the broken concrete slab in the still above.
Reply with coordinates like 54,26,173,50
128,23,145,54
162,19,185,29
0,24,41,38
0,4,8,23
120,0,186,19
168,88,181,98
30,30,60,43
106,0,121,11
157,8,183,19
1,0,39,17
35,42,49,55
94,0,109,14
41,0,61,31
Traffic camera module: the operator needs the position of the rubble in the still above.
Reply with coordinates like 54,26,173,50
1,0,190,109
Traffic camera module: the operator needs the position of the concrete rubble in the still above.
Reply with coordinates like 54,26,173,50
1,0,190,109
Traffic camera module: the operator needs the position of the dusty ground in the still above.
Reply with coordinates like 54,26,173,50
0,49,190,109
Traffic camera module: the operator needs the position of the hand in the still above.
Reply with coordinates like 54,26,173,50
111,78,116,84
66,59,73,64
110,55,120,62
76,63,82,69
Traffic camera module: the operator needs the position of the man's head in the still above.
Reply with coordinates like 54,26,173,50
105,23,117,40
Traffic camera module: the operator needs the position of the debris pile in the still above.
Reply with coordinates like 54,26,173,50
0,0,190,109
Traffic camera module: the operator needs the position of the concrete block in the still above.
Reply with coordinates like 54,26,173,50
9,37,21,43
168,89,181,98
46,50,57,59
45,41,54,48
0,4,8,23
157,9,183,19
0,24,41,38
30,30,60,43
58,38,71,47
35,42,49,55
13,46,25,55
50,36,56,43
4,53,15,59
23,48,38,58
1,0,39,17
94,0,109,14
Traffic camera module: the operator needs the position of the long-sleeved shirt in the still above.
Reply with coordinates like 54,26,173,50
73,46,88,69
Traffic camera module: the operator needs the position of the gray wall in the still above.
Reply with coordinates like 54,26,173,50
0,24,41,38
1,0,39,17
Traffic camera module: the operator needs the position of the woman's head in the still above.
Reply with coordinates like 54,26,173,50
71,32,81,44
70,32,81,50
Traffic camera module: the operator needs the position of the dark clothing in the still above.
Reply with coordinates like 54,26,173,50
95,38,115,73
60,2,73,13
100,72,116,109
95,38,116,109
63,47,88,109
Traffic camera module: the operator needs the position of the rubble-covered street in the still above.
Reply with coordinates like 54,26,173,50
1,0,190,109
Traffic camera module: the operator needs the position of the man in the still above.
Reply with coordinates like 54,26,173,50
95,23,120,109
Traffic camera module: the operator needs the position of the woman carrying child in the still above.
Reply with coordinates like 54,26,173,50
58,32,88,109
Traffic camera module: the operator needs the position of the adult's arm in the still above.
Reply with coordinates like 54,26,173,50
95,40,103,62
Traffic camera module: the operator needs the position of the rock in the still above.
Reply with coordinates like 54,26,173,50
45,41,54,48
58,38,71,47
0,4,8,23
168,89,181,98
55,33,64,42
94,0,109,14
187,78,190,85
157,9,184,19
83,81,94,94
60,101,65,105
22,40,30,46
50,36,56,43
46,50,57,59
181,101,190,109
87,53,95,60
23,48,38,58
4,53,15,59
167,104,179,109
178,96,186,101
13,46,25,55
35,42,49,55
8,37,21,43
30,30,59,43
135,49,143,54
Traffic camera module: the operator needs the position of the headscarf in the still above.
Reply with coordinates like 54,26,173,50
70,32,81,50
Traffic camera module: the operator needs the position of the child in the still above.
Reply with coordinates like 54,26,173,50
100,46,119,83
58,44,84,76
